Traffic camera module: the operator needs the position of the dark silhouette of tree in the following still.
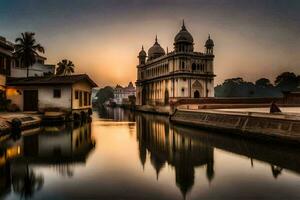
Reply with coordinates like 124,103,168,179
275,72,300,92
215,77,256,97
128,95,136,108
43,71,53,77
255,78,273,88
15,32,45,77
56,59,75,75
96,86,114,105
215,72,300,97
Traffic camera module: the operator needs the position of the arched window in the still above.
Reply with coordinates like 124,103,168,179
181,61,185,69
197,64,200,71
192,63,196,71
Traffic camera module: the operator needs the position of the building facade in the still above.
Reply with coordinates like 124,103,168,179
113,82,136,105
6,74,97,112
11,54,55,77
0,36,14,95
136,21,215,106
0,35,55,79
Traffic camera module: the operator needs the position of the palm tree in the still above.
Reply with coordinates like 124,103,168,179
15,32,45,77
56,59,75,76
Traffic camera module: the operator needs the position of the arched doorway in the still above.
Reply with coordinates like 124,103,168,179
192,80,203,98
194,90,200,98
164,90,169,105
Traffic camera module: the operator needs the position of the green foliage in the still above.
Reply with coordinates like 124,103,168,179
14,32,45,77
56,59,75,75
255,78,272,88
274,72,300,92
215,77,257,97
96,86,114,105
214,71,300,97
128,95,136,106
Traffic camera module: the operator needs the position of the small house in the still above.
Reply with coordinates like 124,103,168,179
6,74,97,116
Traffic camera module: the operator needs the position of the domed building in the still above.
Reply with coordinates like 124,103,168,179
136,21,215,106
148,36,165,60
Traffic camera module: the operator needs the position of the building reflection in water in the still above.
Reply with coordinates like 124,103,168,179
136,113,214,197
135,111,300,198
97,106,135,122
0,122,95,199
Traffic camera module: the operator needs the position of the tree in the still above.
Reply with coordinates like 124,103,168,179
15,32,45,77
215,77,282,98
56,59,75,76
255,78,272,88
275,72,299,92
96,86,114,105
215,77,256,97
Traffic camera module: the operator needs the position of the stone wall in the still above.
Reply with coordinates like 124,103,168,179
171,110,300,144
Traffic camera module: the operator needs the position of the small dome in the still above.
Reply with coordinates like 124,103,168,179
148,36,165,60
174,21,194,44
205,35,214,48
139,46,147,57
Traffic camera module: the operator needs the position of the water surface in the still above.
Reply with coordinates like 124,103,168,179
1,107,300,199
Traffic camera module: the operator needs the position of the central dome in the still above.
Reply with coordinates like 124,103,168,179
174,21,194,44
148,36,165,60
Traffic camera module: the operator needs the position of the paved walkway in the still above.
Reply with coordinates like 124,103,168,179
178,107,300,121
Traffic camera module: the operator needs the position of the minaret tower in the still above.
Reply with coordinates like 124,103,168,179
205,34,214,55
138,46,147,65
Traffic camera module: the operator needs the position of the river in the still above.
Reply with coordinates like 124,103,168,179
1,107,300,199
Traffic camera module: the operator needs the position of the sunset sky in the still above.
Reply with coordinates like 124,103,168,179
1,0,300,87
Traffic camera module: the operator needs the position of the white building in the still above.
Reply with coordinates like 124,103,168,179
11,54,55,77
136,21,215,106
113,82,136,105
6,74,97,113
0,35,55,79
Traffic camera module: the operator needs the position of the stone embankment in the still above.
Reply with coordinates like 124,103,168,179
170,109,300,144
136,105,170,115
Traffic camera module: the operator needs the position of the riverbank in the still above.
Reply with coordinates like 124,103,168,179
135,105,170,115
170,108,300,144
0,113,42,136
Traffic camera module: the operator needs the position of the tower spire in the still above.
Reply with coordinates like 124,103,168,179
142,45,144,50
155,35,158,44
182,19,186,30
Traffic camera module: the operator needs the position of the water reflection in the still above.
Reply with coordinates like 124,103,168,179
0,108,300,199
136,114,214,197
135,111,300,198
97,106,135,121
0,122,95,199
